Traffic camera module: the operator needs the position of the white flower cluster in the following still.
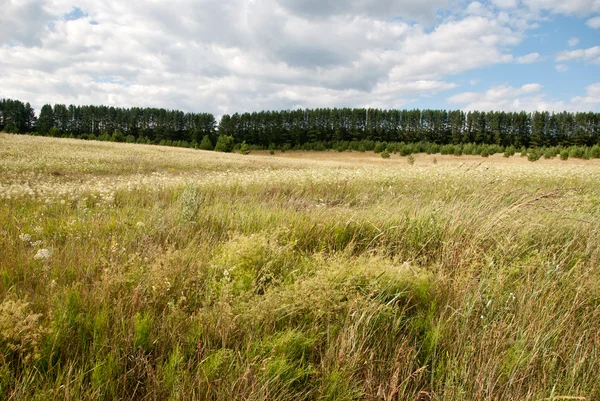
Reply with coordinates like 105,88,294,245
33,248,52,261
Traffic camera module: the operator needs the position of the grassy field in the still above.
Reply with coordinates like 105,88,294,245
1,133,599,400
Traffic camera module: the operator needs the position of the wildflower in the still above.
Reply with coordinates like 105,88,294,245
19,233,32,242
34,248,52,261
136,221,145,228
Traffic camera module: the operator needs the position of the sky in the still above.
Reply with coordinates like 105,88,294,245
0,0,599,115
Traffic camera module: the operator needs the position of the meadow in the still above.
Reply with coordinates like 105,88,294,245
1,133,599,400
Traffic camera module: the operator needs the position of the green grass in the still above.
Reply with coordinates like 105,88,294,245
1,134,599,400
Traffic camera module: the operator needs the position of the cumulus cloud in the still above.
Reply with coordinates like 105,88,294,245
522,0,600,15
0,0,532,114
0,0,55,47
491,0,518,9
556,46,600,64
276,0,448,22
448,82,600,112
587,16,600,29
568,37,579,47
516,52,541,63
555,64,569,72
0,0,596,115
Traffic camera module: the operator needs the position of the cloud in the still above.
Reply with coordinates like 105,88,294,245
448,82,600,112
0,0,534,115
276,0,449,22
587,16,600,29
0,0,56,47
2,0,596,116
556,46,600,64
522,0,600,15
570,83,600,109
568,37,579,47
491,0,518,9
516,52,541,64
555,64,569,72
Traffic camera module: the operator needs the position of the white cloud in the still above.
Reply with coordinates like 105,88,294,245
0,0,55,47
448,82,600,112
0,0,534,114
556,46,600,64
491,0,518,9
522,0,600,15
587,16,600,29
555,64,569,72
570,83,600,109
568,37,579,47
1,0,596,115
516,52,541,64
276,0,449,22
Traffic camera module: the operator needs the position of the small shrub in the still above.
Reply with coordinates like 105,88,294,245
374,142,386,153
111,130,125,142
269,149,275,155
199,135,213,150
560,150,569,160
214,135,235,152
520,146,527,157
527,149,541,162
504,146,516,158
381,150,390,159
407,155,415,165
240,141,250,155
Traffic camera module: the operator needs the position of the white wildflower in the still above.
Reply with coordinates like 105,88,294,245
34,248,52,261
19,233,32,242
136,221,145,228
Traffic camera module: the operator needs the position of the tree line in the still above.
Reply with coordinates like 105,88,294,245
2,98,600,149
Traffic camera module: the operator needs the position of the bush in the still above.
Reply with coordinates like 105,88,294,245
381,150,390,159
199,135,213,150
240,141,250,155
527,149,541,162
214,135,235,152
407,155,415,165
98,131,111,141
560,150,569,160
520,146,527,157
374,142,387,153
504,146,516,158
49,127,60,137
399,144,412,156
111,130,125,143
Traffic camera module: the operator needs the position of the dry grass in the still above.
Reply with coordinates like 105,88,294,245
1,133,599,400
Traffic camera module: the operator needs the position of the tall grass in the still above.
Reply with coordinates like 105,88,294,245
1,134,599,400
